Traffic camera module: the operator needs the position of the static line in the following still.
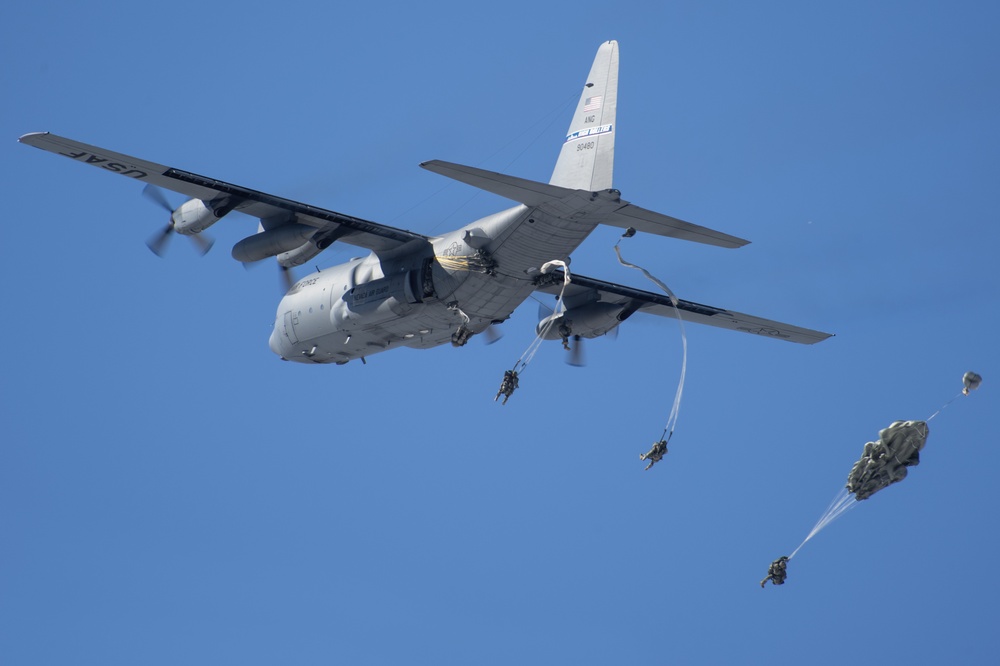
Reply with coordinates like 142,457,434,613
613,240,688,442
512,260,571,376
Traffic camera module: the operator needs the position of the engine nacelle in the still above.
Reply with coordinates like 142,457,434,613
172,198,233,235
537,302,628,340
231,224,315,263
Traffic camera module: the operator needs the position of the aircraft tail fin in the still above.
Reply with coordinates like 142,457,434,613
549,40,619,191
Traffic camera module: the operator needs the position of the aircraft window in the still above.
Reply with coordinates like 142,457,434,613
309,307,313,313
320,304,324,310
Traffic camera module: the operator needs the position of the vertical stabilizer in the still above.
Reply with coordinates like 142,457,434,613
549,40,619,191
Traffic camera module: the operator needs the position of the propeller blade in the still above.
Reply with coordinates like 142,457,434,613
279,266,296,293
145,224,173,257
142,185,177,257
567,335,585,367
142,184,174,213
483,324,503,345
141,186,214,258
188,232,215,256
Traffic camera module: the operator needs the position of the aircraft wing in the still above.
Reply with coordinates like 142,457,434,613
18,132,429,253
534,271,833,344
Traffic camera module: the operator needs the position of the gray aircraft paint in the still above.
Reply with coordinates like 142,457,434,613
19,40,831,367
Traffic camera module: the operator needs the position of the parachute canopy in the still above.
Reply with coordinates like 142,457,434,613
963,371,982,395
846,421,929,501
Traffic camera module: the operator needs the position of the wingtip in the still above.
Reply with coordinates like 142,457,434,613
18,131,50,144
722,236,752,249
801,331,836,344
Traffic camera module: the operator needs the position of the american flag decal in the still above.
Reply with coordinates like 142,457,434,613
583,95,603,112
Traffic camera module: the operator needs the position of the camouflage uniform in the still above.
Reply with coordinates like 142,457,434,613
495,370,519,405
760,556,789,588
640,440,668,470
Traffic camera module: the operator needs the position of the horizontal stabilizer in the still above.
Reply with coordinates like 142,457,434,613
420,160,574,206
421,159,749,249
604,203,749,249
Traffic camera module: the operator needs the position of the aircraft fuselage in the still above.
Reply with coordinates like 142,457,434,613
268,194,610,364
21,41,833,358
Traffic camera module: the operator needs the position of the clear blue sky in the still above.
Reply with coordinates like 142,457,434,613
3,2,997,664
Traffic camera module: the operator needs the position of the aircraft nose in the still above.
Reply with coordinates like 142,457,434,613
268,322,285,358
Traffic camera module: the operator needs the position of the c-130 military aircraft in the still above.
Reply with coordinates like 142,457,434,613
20,41,831,366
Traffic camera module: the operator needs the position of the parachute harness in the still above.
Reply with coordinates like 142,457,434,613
614,235,689,448
495,260,571,404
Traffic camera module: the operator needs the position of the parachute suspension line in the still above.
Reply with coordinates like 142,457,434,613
928,372,981,421
781,373,982,567
515,260,571,375
926,390,965,422
788,487,859,560
495,261,571,404
613,238,689,444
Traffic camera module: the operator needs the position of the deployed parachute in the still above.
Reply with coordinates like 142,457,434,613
765,372,983,586
846,421,929,501
964,371,982,395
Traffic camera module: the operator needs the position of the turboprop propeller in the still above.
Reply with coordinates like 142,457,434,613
142,184,215,257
